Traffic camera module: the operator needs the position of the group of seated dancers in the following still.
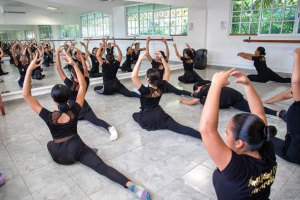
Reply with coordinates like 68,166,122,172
0,36,299,200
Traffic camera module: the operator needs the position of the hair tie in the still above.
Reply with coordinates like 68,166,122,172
263,126,269,139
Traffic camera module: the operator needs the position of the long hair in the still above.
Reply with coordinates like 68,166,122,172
51,84,71,112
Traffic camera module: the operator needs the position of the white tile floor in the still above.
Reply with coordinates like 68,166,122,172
0,66,299,200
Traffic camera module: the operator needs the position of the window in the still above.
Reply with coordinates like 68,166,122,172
25,30,35,39
38,25,52,39
231,0,300,35
0,31,22,40
126,4,188,36
59,25,80,38
0,33,8,41
80,12,110,37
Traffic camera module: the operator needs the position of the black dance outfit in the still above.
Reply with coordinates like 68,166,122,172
106,47,114,54
43,52,52,67
248,56,291,83
0,57,8,76
17,63,28,87
40,102,129,186
94,60,140,98
194,84,278,116
132,50,141,64
213,140,277,199
120,54,133,72
64,76,110,130
151,60,191,96
89,54,102,78
273,101,300,164
133,82,201,139
178,57,210,84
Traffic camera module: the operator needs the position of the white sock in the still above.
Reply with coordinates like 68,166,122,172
109,126,118,141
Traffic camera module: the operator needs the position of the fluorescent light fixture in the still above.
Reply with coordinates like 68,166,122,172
47,6,58,10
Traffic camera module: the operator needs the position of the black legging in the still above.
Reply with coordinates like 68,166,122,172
94,80,140,98
165,82,191,96
47,135,129,186
248,72,291,83
81,109,110,130
89,72,103,78
231,98,277,116
165,116,201,139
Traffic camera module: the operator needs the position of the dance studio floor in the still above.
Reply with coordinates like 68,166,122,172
0,67,299,200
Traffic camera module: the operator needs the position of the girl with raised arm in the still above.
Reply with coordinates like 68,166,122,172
131,51,201,139
23,52,150,200
272,48,300,165
120,43,135,72
199,69,277,199
173,43,210,84
12,42,28,87
94,41,140,98
132,42,146,64
146,37,191,96
238,47,291,83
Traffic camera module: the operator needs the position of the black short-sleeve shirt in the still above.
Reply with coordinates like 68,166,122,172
89,54,99,73
64,77,90,101
39,102,82,139
181,56,194,71
151,60,165,80
102,61,120,83
213,141,277,200
252,56,270,75
18,63,28,77
138,82,167,110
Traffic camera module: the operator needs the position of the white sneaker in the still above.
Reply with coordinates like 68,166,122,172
109,126,119,141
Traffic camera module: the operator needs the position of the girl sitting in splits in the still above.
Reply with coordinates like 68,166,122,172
173,43,210,84
94,41,140,98
146,37,191,96
56,45,118,141
273,48,300,165
120,43,135,72
131,51,201,140
199,69,277,200
237,47,291,83
179,82,287,122
22,53,150,200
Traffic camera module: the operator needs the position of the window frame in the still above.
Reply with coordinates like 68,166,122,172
38,25,53,39
59,24,80,39
80,12,110,37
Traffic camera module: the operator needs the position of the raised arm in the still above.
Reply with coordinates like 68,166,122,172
0,47,3,59
22,53,43,114
292,48,300,101
96,42,106,66
185,43,194,56
199,69,235,171
80,41,90,59
50,41,55,52
11,43,19,66
237,52,253,60
75,48,89,77
86,37,91,56
157,52,170,81
145,36,153,62
179,97,200,105
56,45,67,81
131,51,147,88
162,38,170,61
27,44,33,61
113,43,122,63
65,48,86,106
173,43,181,60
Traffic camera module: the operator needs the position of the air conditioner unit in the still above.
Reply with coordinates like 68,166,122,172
1,6,26,14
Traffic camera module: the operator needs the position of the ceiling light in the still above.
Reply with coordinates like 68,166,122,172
47,6,58,10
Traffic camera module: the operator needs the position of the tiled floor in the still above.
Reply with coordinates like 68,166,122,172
0,67,299,200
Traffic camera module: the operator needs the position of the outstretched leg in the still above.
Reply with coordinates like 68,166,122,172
165,116,201,139
118,85,140,98
82,109,110,130
165,82,191,96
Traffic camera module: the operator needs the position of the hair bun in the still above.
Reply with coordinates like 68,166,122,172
58,102,69,113
263,126,277,141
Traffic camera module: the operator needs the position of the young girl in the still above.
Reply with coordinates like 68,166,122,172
22,52,151,200
237,47,291,83
131,51,201,139
120,43,134,72
12,42,28,87
199,69,277,199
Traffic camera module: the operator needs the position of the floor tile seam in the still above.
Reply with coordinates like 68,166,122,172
19,173,35,200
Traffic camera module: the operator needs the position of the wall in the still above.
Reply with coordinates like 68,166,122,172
206,0,298,73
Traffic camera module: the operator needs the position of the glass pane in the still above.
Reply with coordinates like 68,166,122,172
263,0,273,9
241,11,251,22
176,18,182,25
182,8,188,16
95,13,102,18
231,24,240,34
286,0,297,6
252,0,261,9
273,0,285,8
176,9,182,16
233,0,242,11
88,13,94,19
262,9,272,21
182,17,188,25
171,18,176,26
182,25,187,35
240,23,249,33
282,21,294,33
298,22,300,33
126,6,138,13
171,9,176,17
81,15,87,20
251,10,260,22
242,0,251,10
250,23,259,33
284,7,296,20
171,27,176,34
154,4,169,9
271,22,282,33
139,4,152,11
272,8,284,21
260,22,270,33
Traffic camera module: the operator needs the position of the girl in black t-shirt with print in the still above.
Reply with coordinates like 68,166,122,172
238,47,291,83
22,52,150,200
173,43,210,84
131,51,201,139
199,69,277,200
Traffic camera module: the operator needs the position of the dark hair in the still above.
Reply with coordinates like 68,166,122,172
159,51,167,60
51,84,71,112
92,47,98,54
106,53,115,63
183,48,194,59
257,47,266,56
193,82,208,91
71,65,84,79
146,68,163,87
231,113,277,151
135,43,139,47
126,47,131,52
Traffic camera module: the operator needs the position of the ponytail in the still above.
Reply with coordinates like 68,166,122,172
263,126,277,142
58,102,69,113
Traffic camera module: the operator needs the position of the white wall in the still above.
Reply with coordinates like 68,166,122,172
206,0,298,73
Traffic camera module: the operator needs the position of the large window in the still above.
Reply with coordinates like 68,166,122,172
38,25,52,39
59,25,80,38
25,30,35,39
0,31,22,40
231,0,300,34
80,12,110,37
126,4,188,36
